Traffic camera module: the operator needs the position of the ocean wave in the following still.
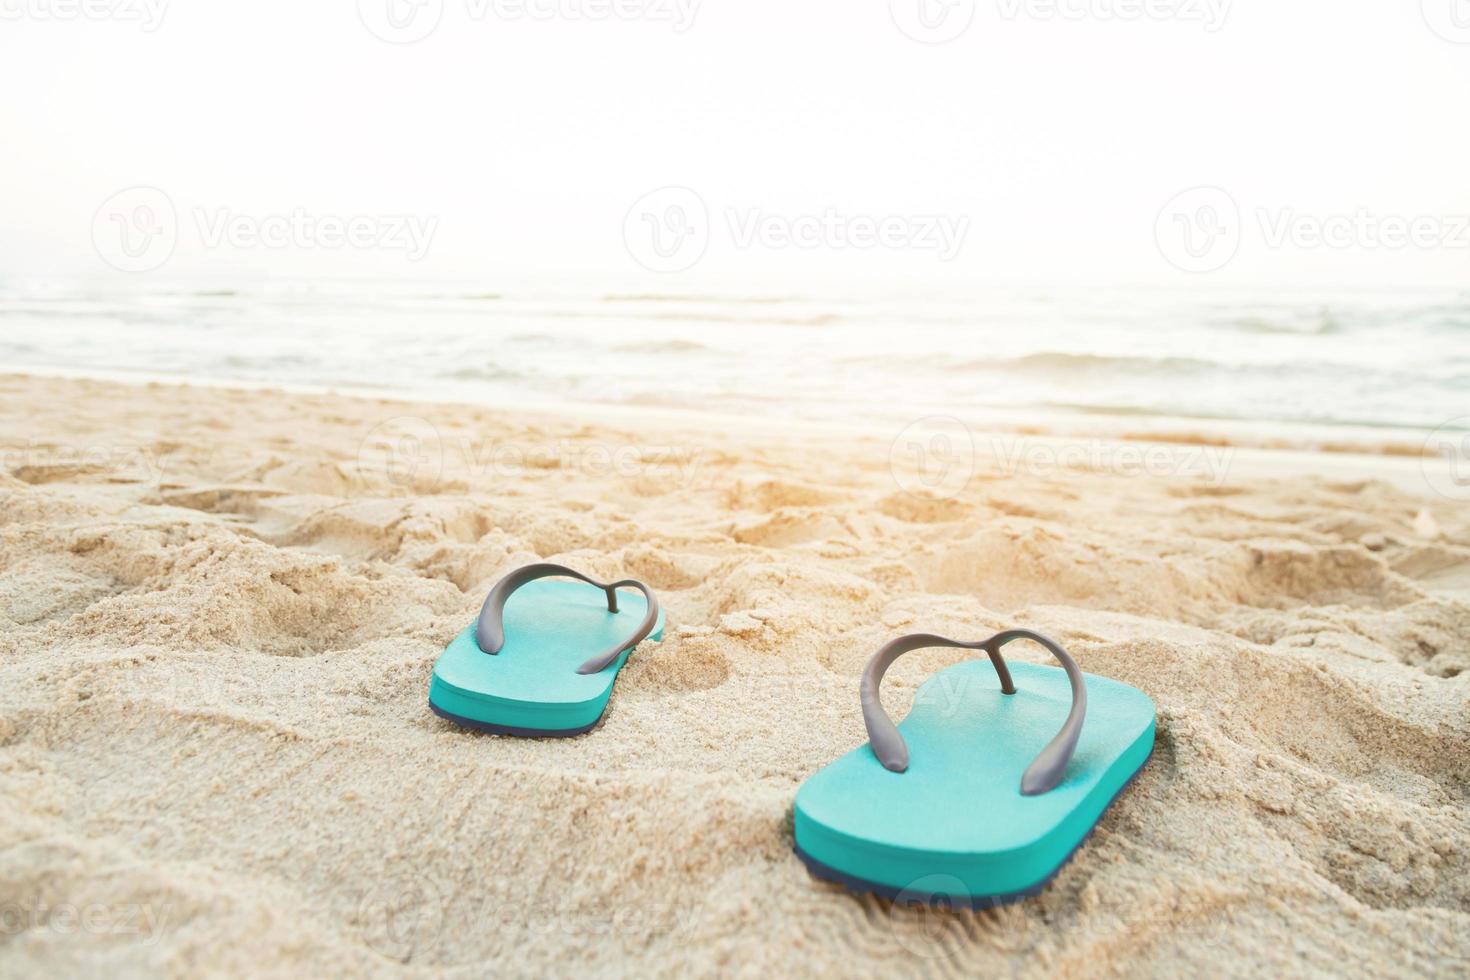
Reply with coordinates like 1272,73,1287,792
1420,306,1470,329
600,293,802,304
1211,309,1339,335
0,303,135,319
1042,401,1229,420
642,311,842,327
487,307,846,328
612,339,712,354
947,352,1218,375
220,353,311,369
439,364,523,382
506,332,558,345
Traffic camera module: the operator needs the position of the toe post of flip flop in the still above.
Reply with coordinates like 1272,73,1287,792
429,562,665,737
793,629,1155,908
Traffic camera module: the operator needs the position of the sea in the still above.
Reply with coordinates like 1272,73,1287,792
2,280,1465,450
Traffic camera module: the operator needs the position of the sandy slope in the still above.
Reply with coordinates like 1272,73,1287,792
0,374,1466,978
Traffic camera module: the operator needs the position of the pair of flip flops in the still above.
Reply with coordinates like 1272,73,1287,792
429,563,1156,907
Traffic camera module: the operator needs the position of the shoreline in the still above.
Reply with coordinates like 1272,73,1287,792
1,368,1457,501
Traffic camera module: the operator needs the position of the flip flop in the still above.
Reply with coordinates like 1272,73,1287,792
793,629,1154,908
428,563,664,736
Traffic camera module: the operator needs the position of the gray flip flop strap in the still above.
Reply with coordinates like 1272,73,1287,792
475,562,660,675
859,629,1088,796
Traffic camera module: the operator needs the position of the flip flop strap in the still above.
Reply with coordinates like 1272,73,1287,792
859,629,1087,796
475,562,660,675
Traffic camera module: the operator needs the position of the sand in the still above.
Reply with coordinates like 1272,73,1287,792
0,373,1466,978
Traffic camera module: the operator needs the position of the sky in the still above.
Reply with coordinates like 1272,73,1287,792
1,0,1468,292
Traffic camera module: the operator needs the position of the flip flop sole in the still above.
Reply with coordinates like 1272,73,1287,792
427,700,606,737
429,578,664,734
793,660,1155,903
793,742,1154,908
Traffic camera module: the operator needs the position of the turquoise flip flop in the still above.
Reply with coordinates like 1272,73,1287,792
429,563,665,736
793,630,1154,907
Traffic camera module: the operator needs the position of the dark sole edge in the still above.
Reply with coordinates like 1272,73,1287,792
428,699,607,738
793,743,1155,910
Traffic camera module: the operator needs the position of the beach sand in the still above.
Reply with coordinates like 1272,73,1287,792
1,373,1466,977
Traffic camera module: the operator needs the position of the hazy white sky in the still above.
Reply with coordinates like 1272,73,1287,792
2,0,1467,290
